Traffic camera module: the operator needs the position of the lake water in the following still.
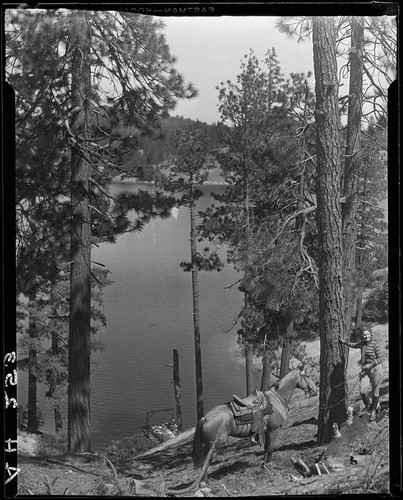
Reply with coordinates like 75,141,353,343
19,183,263,450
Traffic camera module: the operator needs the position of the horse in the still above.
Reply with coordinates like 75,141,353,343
192,365,318,484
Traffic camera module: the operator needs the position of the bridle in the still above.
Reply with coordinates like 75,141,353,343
299,373,317,397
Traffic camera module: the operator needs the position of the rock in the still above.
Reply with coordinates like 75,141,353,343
200,487,213,496
18,431,40,456
133,479,156,496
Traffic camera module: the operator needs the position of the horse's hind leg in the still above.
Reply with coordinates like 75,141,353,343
262,430,274,467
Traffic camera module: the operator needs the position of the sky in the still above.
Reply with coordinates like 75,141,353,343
162,16,314,124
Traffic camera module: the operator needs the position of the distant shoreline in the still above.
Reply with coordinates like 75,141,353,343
112,177,229,186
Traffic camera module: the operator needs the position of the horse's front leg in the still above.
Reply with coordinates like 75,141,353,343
262,429,274,468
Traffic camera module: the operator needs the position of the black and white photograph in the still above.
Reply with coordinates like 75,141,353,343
3,2,399,497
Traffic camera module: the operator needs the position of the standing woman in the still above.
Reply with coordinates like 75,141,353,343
339,327,384,421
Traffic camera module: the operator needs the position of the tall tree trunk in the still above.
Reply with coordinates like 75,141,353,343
342,16,364,337
68,12,92,452
354,287,364,327
173,349,182,432
313,17,347,444
51,326,63,433
27,291,38,432
280,318,294,379
245,344,254,394
243,162,255,396
260,350,271,391
190,180,204,421
49,288,63,433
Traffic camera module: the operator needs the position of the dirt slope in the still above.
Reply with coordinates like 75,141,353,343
16,325,389,496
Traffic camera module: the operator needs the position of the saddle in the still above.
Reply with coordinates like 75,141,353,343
232,389,265,408
227,389,273,446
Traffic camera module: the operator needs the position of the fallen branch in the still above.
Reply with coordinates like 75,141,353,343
221,482,231,496
40,458,104,477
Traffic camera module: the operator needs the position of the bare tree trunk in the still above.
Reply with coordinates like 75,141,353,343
68,12,92,452
243,162,255,396
280,318,294,378
173,349,182,432
190,180,204,421
49,288,63,434
313,17,347,444
245,344,254,395
342,16,364,337
51,328,63,434
260,350,271,391
27,291,38,432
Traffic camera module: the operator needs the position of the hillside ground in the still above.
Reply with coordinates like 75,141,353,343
16,324,390,496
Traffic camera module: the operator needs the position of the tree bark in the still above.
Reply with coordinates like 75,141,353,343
243,161,255,396
354,287,363,327
313,17,347,444
68,12,92,452
48,288,63,434
173,349,182,432
280,318,294,379
27,291,38,432
190,180,204,421
260,350,271,391
245,344,254,395
51,327,63,433
342,16,364,338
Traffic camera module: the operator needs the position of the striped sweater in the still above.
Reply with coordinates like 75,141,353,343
347,339,384,368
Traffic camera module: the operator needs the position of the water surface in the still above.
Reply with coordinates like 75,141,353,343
19,183,255,450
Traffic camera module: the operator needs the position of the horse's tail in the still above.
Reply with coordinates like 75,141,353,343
192,416,206,469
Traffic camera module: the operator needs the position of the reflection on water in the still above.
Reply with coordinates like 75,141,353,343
19,183,257,450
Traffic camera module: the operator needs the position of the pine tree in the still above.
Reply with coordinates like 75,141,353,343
7,9,196,450
199,50,317,393
161,129,217,421
312,16,346,444
341,16,364,339
276,14,395,443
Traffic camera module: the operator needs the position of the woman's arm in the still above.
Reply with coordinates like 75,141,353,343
338,335,361,349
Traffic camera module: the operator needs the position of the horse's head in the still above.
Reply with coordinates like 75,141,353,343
296,364,318,397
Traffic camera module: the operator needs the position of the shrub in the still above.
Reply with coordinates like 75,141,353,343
106,433,155,463
362,282,388,324
36,432,67,456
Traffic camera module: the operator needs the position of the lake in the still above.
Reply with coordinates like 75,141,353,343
19,183,263,450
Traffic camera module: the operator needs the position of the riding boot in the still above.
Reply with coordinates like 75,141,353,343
361,393,371,411
369,396,380,421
